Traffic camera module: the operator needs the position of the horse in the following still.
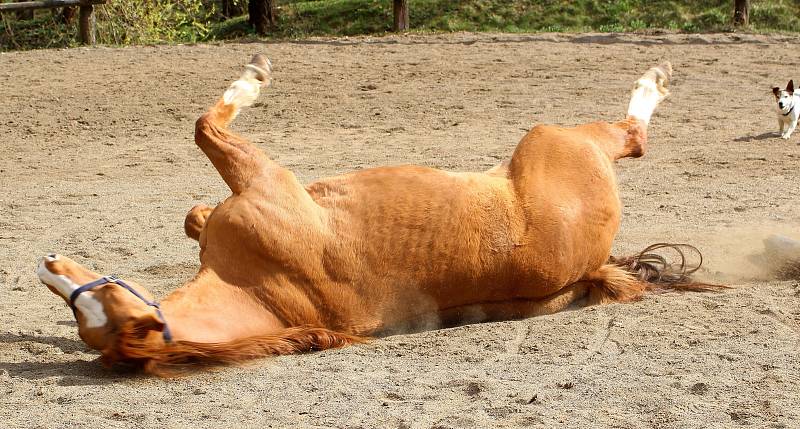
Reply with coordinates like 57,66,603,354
37,55,714,374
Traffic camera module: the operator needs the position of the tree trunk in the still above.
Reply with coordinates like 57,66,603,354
249,0,276,35
222,0,245,18
733,0,749,26
393,0,409,32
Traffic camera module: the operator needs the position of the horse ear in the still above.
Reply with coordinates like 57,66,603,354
129,312,165,338
773,87,781,97
787,80,794,94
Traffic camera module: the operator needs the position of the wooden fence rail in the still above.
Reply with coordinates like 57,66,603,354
0,0,106,45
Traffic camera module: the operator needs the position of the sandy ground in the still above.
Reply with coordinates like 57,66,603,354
1,32,800,428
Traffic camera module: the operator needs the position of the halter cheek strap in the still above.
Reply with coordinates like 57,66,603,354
69,276,173,342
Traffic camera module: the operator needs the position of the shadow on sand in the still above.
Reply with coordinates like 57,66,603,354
0,332,141,385
733,132,779,142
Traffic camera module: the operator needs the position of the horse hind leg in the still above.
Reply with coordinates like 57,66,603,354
501,263,655,315
583,264,648,306
615,62,673,159
435,282,591,327
584,252,724,306
564,62,671,161
626,62,671,125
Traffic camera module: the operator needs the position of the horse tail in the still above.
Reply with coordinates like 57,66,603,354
588,243,726,305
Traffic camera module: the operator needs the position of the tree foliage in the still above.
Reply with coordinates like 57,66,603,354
2,1,799,51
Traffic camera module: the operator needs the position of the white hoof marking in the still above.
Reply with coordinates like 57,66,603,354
627,78,662,124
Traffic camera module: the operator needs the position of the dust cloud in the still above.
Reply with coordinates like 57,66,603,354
693,222,800,283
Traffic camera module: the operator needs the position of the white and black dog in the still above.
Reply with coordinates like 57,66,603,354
773,80,799,139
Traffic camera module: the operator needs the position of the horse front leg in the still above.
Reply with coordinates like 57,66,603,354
194,54,281,195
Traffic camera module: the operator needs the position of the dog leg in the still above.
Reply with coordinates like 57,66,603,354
783,122,796,139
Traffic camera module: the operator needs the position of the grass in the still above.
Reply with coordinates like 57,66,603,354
255,0,800,37
2,0,800,51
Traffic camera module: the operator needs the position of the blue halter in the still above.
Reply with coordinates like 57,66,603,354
69,276,173,342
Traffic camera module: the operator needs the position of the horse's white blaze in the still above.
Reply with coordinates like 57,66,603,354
626,78,663,124
36,255,108,328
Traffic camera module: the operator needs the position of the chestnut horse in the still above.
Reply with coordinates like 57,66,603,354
37,55,706,374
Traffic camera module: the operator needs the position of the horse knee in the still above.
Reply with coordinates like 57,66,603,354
184,204,213,241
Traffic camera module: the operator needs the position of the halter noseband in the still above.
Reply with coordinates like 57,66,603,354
69,276,173,342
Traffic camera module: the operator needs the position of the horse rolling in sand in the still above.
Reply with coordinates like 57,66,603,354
37,55,715,374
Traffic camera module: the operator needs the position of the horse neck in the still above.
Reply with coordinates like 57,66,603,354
158,268,286,343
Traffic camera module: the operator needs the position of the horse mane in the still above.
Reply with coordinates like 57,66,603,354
111,323,364,376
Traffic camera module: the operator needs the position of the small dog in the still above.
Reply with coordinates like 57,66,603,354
773,80,799,139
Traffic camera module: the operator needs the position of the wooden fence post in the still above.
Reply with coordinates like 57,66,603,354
733,0,749,26
60,6,77,24
15,1,33,20
79,4,95,45
393,0,408,32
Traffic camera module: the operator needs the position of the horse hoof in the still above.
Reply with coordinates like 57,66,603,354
246,54,272,85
